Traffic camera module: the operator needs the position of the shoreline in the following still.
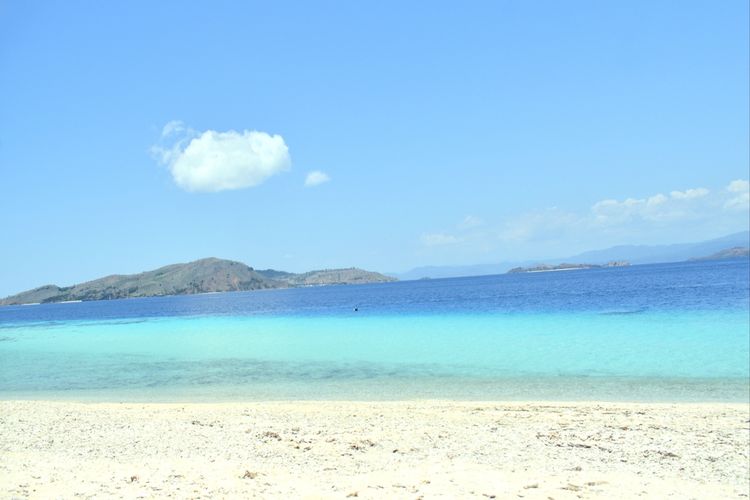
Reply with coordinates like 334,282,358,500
2,398,748,408
3,395,750,404
3,374,748,404
3,400,748,498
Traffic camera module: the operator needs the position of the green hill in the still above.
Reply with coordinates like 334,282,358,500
0,258,396,305
257,267,397,286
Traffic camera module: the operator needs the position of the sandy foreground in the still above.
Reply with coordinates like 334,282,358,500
1,401,748,499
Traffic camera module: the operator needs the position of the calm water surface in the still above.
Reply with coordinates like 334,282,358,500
1,259,748,402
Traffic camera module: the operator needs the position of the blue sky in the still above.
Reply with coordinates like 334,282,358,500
1,0,748,296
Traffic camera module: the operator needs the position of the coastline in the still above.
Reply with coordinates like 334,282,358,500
3,400,748,498
3,374,748,404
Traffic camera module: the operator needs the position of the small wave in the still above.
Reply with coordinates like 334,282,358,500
599,309,647,316
75,319,152,328
0,321,66,330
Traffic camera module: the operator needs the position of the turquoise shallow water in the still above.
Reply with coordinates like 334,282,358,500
1,260,748,401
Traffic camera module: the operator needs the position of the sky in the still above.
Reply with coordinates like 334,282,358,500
0,0,748,296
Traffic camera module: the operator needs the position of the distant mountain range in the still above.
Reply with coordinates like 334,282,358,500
0,258,396,306
558,231,749,265
391,231,750,280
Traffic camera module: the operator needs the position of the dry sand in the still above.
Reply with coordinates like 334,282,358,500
1,400,748,499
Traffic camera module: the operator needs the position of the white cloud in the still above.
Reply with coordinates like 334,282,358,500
669,187,709,200
161,120,187,137
153,123,291,192
421,233,461,246
647,194,668,206
725,179,750,210
727,179,749,193
304,170,331,187
420,179,749,258
590,185,716,224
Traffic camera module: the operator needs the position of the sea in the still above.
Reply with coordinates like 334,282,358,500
0,259,748,402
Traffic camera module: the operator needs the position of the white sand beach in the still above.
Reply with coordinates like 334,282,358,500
1,400,748,499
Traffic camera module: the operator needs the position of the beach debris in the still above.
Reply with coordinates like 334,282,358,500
261,431,281,441
241,470,258,479
346,492,358,497
350,439,376,451
565,442,592,449
523,484,539,489
127,475,139,483
535,431,559,441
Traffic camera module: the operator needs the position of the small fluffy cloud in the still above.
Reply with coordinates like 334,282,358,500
153,123,291,192
304,170,331,187
647,194,668,206
669,187,709,200
725,179,750,210
727,179,749,192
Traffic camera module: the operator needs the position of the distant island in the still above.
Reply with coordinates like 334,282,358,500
393,231,749,280
507,261,630,274
0,258,396,306
689,246,749,261
505,245,749,275
255,267,396,286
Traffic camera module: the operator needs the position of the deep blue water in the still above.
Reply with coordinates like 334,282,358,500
0,259,748,402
